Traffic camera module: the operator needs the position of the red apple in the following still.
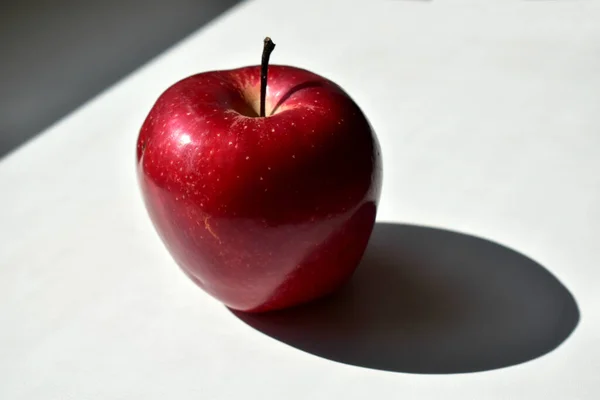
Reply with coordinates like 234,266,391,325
137,39,382,312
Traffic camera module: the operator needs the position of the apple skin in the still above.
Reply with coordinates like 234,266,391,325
137,65,382,312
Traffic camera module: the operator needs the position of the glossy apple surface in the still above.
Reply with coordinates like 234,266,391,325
137,65,382,312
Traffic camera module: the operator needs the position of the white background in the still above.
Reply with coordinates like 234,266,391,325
1,1,599,398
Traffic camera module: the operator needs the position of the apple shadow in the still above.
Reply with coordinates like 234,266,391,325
232,223,580,374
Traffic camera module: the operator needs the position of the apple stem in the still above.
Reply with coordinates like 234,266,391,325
260,37,276,117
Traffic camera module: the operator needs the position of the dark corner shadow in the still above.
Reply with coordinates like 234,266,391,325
232,223,580,374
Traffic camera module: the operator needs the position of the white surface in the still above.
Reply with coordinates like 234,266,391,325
1,0,599,398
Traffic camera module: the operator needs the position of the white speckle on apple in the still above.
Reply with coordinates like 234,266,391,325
259,176,263,180
292,154,296,158
246,156,250,160
179,167,183,172
267,166,271,170
186,112,191,116
160,172,164,176
271,128,275,132
228,141,233,145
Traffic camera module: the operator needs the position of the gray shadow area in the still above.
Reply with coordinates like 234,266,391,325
234,223,580,374
0,0,241,158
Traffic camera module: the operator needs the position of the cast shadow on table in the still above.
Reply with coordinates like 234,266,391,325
233,223,580,374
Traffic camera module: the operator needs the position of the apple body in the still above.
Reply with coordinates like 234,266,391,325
137,65,382,312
